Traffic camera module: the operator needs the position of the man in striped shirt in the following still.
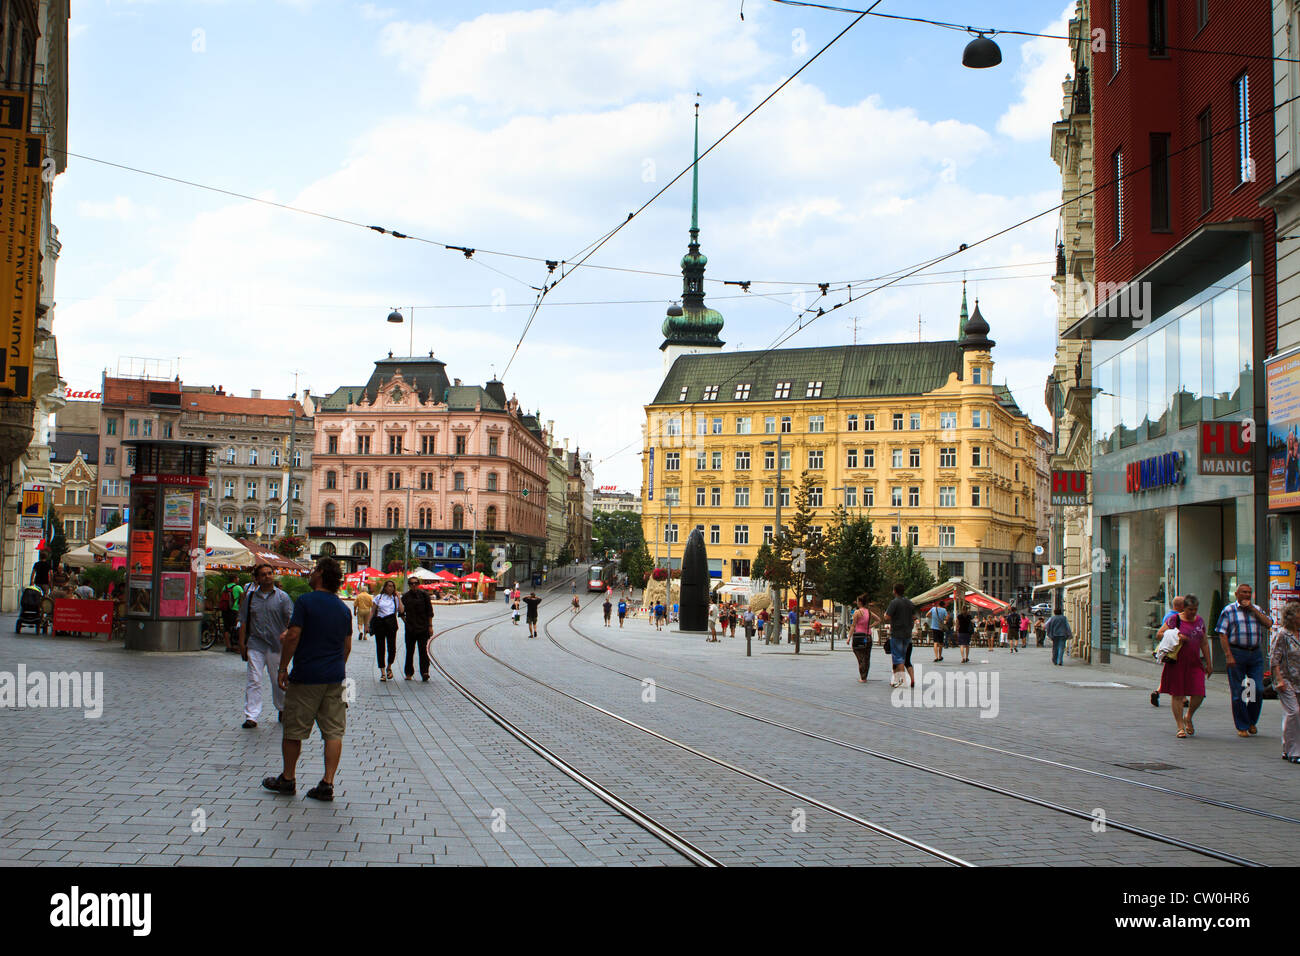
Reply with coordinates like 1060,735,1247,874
1215,584,1271,738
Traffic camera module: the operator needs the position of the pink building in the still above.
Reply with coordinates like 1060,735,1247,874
307,354,549,583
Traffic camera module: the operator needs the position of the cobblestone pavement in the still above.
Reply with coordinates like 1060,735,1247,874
1,588,1293,866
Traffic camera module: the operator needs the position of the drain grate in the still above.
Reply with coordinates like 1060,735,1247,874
1114,761,1182,772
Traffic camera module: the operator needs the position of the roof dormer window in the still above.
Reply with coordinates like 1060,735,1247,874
678,386,688,401
806,381,823,398
774,381,791,399
734,383,751,400
702,385,719,401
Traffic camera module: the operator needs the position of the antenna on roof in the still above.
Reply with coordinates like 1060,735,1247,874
917,314,922,342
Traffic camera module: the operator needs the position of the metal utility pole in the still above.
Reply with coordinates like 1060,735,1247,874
762,434,784,645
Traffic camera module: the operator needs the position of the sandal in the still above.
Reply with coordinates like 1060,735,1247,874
1185,720,1194,736
386,667,394,681
261,773,296,795
1176,730,1187,738
306,780,334,801
379,671,387,682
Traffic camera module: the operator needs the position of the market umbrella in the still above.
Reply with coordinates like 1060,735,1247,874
62,544,97,568
88,521,252,566
407,567,438,581
433,569,461,582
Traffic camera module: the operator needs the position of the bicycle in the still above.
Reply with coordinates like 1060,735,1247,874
200,611,221,650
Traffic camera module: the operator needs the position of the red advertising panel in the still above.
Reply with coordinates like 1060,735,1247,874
52,599,114,635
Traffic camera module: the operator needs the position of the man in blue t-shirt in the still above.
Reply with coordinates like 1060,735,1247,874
262,557,353,802
617,598,627,629
928,603,948,662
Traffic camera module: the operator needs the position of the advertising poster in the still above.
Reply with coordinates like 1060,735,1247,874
129,531,154,576
1270,562,1300,625
127,578,153,616
159,573,191,617
130,485,157,529
0,118,42,399
1266,348,1300,510
160,532,191,571
162,489,194,531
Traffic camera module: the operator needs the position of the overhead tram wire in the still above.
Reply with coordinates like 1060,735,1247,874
51,144,970,295
499,2,884,377
767,0,1300,64
600,88,1300,466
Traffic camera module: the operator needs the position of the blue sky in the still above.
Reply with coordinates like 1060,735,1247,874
56,0,1074,489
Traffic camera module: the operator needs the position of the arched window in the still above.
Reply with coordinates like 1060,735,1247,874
351,542,368,558
452,505,464,530
485,505,498,531
320,542,336,556
324,502,336,526
386,507,399,528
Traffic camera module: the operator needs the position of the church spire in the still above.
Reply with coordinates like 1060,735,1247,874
660,96,724,358
959,279,969,338
681,97,706,311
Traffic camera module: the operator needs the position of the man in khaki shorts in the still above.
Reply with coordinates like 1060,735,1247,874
261,556,353,801
353,587,373,641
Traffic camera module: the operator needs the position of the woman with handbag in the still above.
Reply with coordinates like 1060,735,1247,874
850,595,877,683
1157,594,1212,738
1270,600,1300,763
372,579,401,681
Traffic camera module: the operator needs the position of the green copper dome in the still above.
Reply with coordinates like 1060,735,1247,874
681,250,708,269
662,302,725,343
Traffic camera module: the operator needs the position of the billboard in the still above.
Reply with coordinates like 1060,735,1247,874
0,106,43,400
1198,421,1253,476
1050,470,1087,506
1266,347,1300,510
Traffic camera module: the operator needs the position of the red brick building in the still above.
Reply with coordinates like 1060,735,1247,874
1064,0,1273,661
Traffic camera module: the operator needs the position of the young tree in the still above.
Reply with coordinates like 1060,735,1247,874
823,514,882,607
474,540,494,574
771,472,827,601
623,541,654,588
382,530,409,570
878,541,936,604
751,542,775,582
105,511,123,532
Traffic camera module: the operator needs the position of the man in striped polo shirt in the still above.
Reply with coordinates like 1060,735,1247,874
1215,584,1272,738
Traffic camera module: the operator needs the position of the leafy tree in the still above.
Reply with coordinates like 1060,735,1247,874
382,530,409,570
623,541,654,587
272,535,306,558
105,511,123,532
751,543,775,582
556,543,573,567
80,563,124,598
277,575,312,600
474,540,494,574
878,541,936,605
770,472,826,600
594,510,644,559
823,513,882,607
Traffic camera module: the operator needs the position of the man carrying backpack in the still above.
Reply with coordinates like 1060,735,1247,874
219,579,244,653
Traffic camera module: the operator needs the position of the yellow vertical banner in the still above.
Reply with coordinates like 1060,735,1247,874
9,132,44,398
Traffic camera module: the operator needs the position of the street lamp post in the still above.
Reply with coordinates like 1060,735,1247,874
761,435,784,645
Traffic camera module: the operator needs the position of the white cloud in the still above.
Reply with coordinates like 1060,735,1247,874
74,196,154,221
358,3,396,20
996,4,1075,141
379,0,771,113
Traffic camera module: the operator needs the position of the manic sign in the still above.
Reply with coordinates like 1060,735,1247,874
1198,421,1254,475
1126,451,1184,493
1050,470,1088,506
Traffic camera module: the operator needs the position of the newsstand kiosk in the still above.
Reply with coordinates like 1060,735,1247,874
121,440,212,651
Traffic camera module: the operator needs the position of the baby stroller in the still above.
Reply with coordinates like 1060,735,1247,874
15,585,49,634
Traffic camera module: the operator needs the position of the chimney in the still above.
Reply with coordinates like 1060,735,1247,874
251,389,261,399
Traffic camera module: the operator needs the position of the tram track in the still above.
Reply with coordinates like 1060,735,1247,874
530,597,1265,867
432,591,971,866
555,601,1300,827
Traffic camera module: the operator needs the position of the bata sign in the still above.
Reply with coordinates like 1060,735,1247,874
1198,420,1254,475
1050,470,1087,506
64,387,101,401
1126,451,1184,493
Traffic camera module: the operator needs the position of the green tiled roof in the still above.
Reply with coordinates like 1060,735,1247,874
993,384,1024,416
650,342,965,405
317,386,364,412
445,385,503,411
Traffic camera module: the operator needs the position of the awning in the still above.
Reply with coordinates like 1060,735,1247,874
910,578,1010,613
234,539,311,573
1032,571,1091,593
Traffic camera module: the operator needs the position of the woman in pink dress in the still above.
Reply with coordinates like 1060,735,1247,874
1157,593,1214,738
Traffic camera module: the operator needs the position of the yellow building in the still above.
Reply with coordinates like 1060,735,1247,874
641,291,1044,603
